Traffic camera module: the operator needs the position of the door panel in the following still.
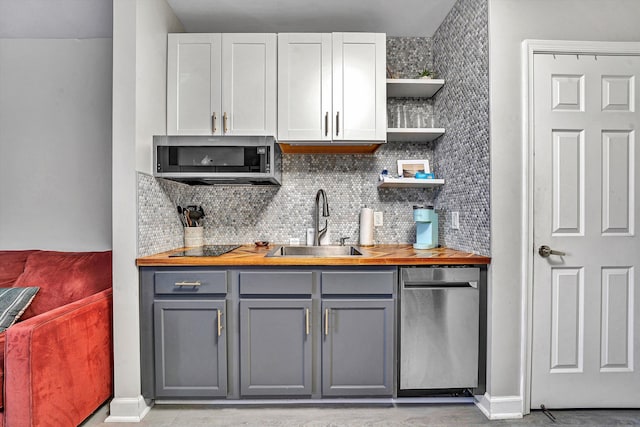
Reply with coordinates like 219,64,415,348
322,299,394,397
277,33,332,141
154,300,227,397
550,267,584,372
551,74,584,111
222,34,276,136
532,53,640,408
600,267,634,372
332,33,386,142
602,130,634,235
167,33,221,135
601,75,634,111
552,130,584,235
239,299,312,397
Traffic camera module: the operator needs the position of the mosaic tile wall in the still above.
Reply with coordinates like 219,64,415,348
137,22,491,256
138,141,440,256
138,172,183,256
432,0,490,256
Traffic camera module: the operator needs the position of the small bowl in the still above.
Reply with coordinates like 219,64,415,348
254,241,269,247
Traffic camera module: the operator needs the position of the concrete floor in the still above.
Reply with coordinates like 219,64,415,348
81,403,640,426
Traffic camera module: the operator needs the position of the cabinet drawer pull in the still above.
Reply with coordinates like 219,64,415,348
217,309,223,337
305,308,310,335
223,112,228,133
212,112,217,133
174,281,201,287
335,112,340,136
324,308,329,336
324,112,328,136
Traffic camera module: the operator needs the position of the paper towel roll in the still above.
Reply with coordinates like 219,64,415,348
359,207,374,246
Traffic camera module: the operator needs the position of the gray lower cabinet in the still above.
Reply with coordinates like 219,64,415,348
154,299,227,397
238,269,314,397
321,299,394,397
141,266,397,400
239,299,312,397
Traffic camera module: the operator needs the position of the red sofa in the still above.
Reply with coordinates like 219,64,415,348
0,250,113,427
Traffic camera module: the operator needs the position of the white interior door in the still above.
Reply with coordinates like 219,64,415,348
532,53,640,408
277,33,332,141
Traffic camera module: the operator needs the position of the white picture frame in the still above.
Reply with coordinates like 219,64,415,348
397,159,430,178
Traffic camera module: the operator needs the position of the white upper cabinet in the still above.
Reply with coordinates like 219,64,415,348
167,34,221,135
277,33,332,142
278,32,386,144
167,33,277,136
332,33,387,142
222,34,277,136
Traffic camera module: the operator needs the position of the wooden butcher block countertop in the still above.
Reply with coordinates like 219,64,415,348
136,244,491,267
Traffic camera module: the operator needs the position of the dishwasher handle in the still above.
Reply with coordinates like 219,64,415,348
403,281,478,289
401,267,480,289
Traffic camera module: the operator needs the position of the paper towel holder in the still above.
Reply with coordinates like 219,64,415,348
359,206,375,246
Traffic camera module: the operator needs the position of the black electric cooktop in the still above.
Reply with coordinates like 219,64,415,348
169,245,240,257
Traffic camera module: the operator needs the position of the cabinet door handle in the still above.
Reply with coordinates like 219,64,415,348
217,309,223,337
305,308,310,335
212,112,217,133
324,112,329,136
324,308,329,336
223,112,228,133
174,281,201,287
335,112,340,137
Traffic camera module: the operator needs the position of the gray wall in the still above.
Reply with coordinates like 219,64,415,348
0,0,112,38
110,0,184,420
0,38,112,251
489,0,640,400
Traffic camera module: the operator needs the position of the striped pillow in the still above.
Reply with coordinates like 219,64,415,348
0,287,39,332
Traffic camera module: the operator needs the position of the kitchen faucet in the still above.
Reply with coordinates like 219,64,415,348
314,189,329,246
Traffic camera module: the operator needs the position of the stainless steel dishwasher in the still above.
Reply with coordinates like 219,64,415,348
399,267,480,391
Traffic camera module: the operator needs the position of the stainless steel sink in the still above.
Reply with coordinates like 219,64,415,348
266,245,368,257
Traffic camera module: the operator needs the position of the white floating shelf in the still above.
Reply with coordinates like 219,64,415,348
386,128,445,142
386,78,445,98
377,177,445,188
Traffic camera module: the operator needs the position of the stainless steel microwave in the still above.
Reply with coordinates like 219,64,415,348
153,135,281,185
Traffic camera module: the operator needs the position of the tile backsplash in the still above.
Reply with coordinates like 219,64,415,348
138,139,439,256
137,11,490,257
433,0,490,256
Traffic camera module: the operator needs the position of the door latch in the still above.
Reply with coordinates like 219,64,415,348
538,245,566,258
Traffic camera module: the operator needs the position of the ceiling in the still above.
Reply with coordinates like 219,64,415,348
0,0,457,39
167,0,458,37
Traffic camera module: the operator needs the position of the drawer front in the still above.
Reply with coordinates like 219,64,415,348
155,271,227,295
239,271,313,295
321,270,394,295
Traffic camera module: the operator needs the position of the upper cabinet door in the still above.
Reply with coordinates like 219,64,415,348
332,33,386,142
278,33,332,142
221,34,277,136
167,33,222,135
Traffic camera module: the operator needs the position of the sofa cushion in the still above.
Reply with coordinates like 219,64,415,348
14,251,111,320
0,250,37,287
0,287,39,332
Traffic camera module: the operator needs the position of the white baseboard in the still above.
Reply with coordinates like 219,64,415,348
475,393,523,420
105,396,152,423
